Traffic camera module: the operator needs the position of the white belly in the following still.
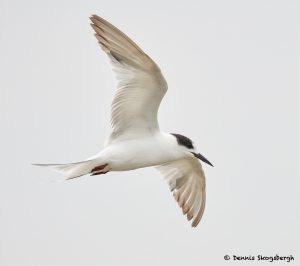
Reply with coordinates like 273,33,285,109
99,133,186,171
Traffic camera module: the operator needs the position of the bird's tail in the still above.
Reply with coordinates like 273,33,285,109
33,159,108,180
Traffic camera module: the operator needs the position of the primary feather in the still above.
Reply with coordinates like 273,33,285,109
90,15,168,143
156,158,206,227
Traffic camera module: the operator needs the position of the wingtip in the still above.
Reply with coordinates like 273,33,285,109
89,14,98,23
191,217,201,227
90,14,103,22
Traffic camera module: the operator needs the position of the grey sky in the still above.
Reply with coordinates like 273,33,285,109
0,0,299,265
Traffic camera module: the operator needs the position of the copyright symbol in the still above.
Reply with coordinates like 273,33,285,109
224,255,230,260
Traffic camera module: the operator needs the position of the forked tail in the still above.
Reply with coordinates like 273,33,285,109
33,159,109,180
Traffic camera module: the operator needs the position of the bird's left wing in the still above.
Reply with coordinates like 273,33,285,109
90,15,168,142
156,157,206,227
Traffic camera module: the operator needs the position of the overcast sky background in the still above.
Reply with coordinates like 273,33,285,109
0,0,299,265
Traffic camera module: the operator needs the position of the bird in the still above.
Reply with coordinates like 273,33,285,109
35,15,213,227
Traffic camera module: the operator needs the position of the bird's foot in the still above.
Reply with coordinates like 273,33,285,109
90,164,109,176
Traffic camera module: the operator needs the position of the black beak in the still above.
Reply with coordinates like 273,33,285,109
192,152,214,167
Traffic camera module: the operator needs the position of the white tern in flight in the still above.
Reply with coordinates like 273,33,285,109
35,15,213,227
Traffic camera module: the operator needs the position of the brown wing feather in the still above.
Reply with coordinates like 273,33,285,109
156,158,206,227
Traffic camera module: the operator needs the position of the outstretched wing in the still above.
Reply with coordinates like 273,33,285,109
156,158,206,227
90,15,168,142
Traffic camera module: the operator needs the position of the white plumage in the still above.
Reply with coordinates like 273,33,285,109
35,15,213,227
90,15,167,143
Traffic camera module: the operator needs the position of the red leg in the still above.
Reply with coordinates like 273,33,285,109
91,170,109,176
91,164,108,173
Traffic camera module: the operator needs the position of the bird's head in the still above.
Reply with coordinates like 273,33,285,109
171,133,213,167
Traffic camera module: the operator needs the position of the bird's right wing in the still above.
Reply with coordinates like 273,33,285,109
156,157,206,227
90,15,168,142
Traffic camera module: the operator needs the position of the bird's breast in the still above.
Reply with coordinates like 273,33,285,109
103,134,183,171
